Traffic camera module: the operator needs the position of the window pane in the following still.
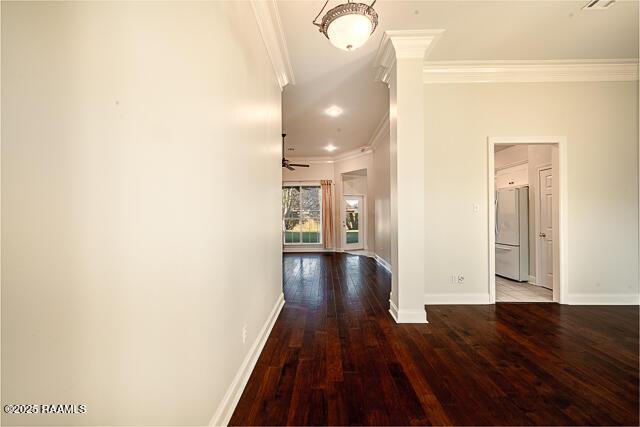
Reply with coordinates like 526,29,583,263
346,212,359,231
284,218,300,231
302,210,321,218
284,231,301,243
302,218,320,232
282,187,300,218
301,186,321,213
302,218,321,243
345,198,359,210
345,197,359,244
282,185,322,245
284,219,300,244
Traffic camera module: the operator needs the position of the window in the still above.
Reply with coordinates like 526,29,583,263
282,184,322,245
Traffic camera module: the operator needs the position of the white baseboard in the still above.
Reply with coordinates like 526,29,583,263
388,299,427,323
344,249,374,257
565,293,639,305
528,275,537,285
209,292,285,426
424,293,491,305
389,299,399,321
374,254,392,273
283,247,332,253
283,248,385,264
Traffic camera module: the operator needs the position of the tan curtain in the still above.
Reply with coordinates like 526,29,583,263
321,180,334,249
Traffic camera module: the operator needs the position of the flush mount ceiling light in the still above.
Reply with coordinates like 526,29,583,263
313,0,379,51
325,144,337,152
325,105,343,117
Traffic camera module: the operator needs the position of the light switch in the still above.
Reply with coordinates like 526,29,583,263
473,203,480,212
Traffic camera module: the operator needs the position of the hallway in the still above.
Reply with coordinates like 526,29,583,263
230,253,639,426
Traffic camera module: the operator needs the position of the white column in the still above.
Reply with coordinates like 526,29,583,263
374,30,443,323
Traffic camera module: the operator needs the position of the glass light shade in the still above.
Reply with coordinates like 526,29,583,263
326,13,373,51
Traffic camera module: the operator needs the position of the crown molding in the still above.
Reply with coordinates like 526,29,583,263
288,146,373,164
373,29,445,84
250,0,295,90
373,33,395,83
423,59,639,83
368,112,390,151
334,147,373,162
286,157,334,164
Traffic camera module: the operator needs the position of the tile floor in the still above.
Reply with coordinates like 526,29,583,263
496,276,553,302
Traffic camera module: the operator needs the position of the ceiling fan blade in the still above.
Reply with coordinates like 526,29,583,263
289,164,309,168
286,165,295,171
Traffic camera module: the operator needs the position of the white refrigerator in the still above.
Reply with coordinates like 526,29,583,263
495,187,529,281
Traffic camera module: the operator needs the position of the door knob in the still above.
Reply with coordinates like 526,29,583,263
539,232,546,238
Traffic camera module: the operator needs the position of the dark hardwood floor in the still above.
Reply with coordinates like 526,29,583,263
230,253,639,426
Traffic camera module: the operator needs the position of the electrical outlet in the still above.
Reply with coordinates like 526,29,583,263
242,325,248,344
450,274,465,284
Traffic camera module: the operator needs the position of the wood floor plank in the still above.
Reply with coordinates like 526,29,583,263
229,253,639,426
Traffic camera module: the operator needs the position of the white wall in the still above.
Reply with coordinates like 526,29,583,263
1,2,283,425
372,124,392,265
343,173,367,195
424,81,639,303
389,64,400,307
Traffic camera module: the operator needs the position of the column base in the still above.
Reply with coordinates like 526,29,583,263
389,299,428,323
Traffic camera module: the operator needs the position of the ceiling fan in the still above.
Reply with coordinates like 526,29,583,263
281,134,309,171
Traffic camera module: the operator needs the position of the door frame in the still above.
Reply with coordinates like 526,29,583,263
341,194,365,250
535,164,553,290
488,137,568,304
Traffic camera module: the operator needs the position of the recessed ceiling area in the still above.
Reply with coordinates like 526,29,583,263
278,0,639,158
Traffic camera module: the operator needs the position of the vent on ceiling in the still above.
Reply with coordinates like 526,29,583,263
582,0,615,10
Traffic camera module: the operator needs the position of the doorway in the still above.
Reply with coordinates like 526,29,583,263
488,137,568,304
342,195,364,250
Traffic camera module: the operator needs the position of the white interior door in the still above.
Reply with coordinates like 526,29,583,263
342,196,364,250
538,168,553,289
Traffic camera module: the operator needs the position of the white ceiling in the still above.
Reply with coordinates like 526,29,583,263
278,0,639,158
